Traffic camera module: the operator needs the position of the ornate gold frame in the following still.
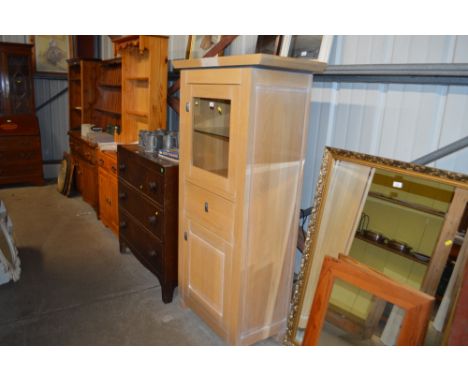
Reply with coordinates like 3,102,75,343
284,147,468,345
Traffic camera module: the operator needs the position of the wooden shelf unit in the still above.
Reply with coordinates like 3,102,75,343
67,58,100,130
114,35,168,143
93,58,122,133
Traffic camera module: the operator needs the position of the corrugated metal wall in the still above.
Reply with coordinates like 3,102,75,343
34,78,69,178
301,81,468,208
329,35,468,64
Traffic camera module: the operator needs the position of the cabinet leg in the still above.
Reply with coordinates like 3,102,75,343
119,242,130,254
161,284,176,304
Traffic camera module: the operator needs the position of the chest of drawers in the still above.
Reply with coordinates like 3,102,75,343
117,144,178,303
0,115,44,186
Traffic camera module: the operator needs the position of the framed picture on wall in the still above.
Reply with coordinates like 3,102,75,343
280,35,334,63
187,35,223,59
29,35,72,77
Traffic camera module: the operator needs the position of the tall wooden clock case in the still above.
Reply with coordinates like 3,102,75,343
174,54,326,345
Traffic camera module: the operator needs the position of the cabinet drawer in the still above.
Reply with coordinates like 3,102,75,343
97,150,118,177
0,149,41,164
118,180,164,240
0,136,40,151
185,181,234,243
118,148,164,205
119,211,162,271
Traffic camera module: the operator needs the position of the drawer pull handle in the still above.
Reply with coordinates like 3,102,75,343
119,221,127,229
204,202,209,213
148,181,157,190
148,215,157,224
184,232,188,241
119,164,126,171
111,165,117,173
139,184,143,190
148,250,157,257
98,159,104,166
118,192,127,199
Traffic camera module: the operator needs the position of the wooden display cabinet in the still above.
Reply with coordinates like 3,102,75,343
113,35,168,143
174,54,326,345
67,58,100,130
0,42,43,186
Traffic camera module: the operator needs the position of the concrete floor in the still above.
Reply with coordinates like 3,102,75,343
0,184,278,345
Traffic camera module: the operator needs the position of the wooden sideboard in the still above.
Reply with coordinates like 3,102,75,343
68,130,98,211
97,150,118,234
118,145,178,303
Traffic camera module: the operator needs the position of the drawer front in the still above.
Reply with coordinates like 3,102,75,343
119,210,163,271
185,181,234,243
69,136,96,165
0,149,42,165
97,150,118,177
0,115,40,136
0,163,42,178
118,148,164,205
0,136,40,152
118,180,164,240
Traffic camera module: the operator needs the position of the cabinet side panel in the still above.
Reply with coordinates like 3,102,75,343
240,69,312,341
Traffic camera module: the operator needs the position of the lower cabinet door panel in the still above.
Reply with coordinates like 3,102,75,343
183,219,232,331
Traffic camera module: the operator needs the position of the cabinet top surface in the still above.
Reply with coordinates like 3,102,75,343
120,144,179,169
172,53,327,73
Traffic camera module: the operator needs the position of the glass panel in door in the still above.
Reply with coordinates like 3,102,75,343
192,97,231,178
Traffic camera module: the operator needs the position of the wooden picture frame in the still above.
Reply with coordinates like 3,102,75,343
187,35,223,59
280,35,334,63
303,255,434,346
29,35,72,78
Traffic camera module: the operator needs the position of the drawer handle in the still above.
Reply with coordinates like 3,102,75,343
148,181,157,191
111,165,117,173
204,202,209,213
148,250,157,257
119,164,126,171
148,215,157,224
119,221,127,229
118,192,127,200
139,184,143,190
99,159,104,166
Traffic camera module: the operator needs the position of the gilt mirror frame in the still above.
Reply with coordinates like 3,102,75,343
284,147,468,345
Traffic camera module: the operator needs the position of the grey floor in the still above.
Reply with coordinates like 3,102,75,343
0,184,278,345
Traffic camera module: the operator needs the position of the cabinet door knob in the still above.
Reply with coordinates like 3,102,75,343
111,165,117,173
119,221,127,229
184,231,188,241
185,102,190,112
118,192,127,199
204,202,209,213
139,184,143,190
148,215,157,224
148,181,157,190
119,164,126,171
99,159,104,166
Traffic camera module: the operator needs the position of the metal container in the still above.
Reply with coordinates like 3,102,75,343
362,229,387,243
387,239,412,253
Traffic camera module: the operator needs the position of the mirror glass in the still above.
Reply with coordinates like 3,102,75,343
287,148,468,345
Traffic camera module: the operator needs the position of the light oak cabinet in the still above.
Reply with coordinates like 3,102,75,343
174,55,326,345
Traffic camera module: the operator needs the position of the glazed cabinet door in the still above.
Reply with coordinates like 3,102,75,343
180,219,232,336
180,83,242,199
